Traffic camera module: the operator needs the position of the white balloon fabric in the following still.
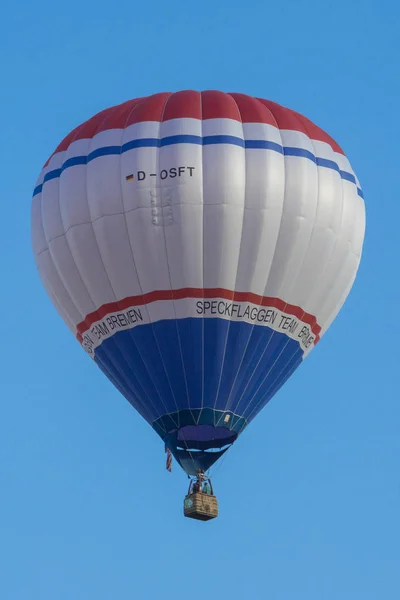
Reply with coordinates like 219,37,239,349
31,91,365,474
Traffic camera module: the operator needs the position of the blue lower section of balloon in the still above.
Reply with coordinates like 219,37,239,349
94,317,303,439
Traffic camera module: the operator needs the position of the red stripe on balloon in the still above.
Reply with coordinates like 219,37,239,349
229,93,279,127
201,90,242,121
76,288,321,344
256,98,344,154
43,91,345,168
162,90,202,121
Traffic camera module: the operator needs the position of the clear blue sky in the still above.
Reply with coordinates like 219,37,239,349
1,1,399,598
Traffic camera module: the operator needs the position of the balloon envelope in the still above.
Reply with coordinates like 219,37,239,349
31,91,365,474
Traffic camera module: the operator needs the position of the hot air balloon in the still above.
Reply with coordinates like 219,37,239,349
31,91,365,520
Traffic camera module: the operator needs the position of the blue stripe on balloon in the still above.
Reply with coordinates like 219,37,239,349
245,139,283,153
204,135,245,147
33,135,363,198
122,138,160,152
161,134,202,146
61,156,88,170
43,168,62,184
284,146,316,163
93,318,303,433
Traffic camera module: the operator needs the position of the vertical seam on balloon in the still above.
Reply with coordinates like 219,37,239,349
224,97,291,412
85,115,156,423
40,130,94,328
304,147,347,327
315,185,356,328
290,118,328,343
44,136,142,411
153,94,200,465
232,138,309,414
244,345,303,422
37,253,76,335
111,99,175,427
228,99,290,417
53,128,97,320
230,104,316,414
242,339,301,422
220,162,279,410
46,147,97,317
129,93,183,425
32,186,80,332
86,109,157,423
266,112,322,376
107,101,174,427
199,91,205,425
261,347,303,407
156,92,194,429
213,93,247,427
83,109,162,426
114,100,165,423
267,348,303,398
114,99,174,426
242,115,335,417
190,90,205,440
294,114,356,330
95,351,153,424
95,354,130,399
230,330,288,417
35,249,77,333
320,151,365,327
169,93,203,430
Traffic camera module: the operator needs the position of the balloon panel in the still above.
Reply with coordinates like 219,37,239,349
31,91,365,473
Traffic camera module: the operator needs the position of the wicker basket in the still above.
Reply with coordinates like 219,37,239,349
183,492,218,521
